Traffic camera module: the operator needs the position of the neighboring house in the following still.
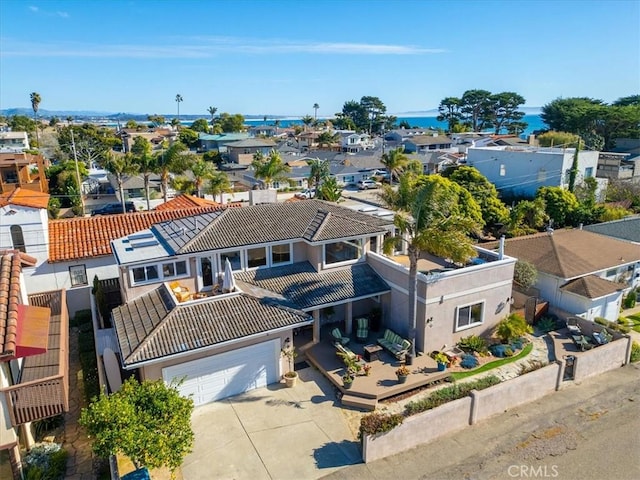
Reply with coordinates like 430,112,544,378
402,135,453,153
117,127,176,153
596,152,637,180
486,229,640,322
226,138,277,165
583,216,640,244
0,152,49,194
340,132,373,153
248,125,278,138
199,133,250,153
0,131,30,152
0,250,69,480
107,199,516,405
384,128,439,144
296,131,320,150
467,145,602,199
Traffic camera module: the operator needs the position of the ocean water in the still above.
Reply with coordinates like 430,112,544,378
244,114,545,136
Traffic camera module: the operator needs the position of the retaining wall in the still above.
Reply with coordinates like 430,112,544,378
363,397,471,463
573,337,630,382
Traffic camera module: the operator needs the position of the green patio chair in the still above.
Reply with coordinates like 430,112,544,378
331,327,350,346
356,317,369,343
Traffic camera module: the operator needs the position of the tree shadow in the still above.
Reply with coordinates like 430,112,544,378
313,439,362,469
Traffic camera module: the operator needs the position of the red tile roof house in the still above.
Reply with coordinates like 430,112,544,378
484,228,640,322
0,250,68,480
108,200,516,405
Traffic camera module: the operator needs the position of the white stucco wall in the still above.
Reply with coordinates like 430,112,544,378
0,204,49,263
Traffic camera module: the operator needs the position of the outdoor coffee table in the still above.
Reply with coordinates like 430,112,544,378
363,344,383,362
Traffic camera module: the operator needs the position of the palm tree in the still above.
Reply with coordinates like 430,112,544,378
207,106,218,131
130,136,156,211
379,174,482,357
316,131,339,150
313,103,319,120
301,115,314,132
66,115,74,125
155,141,192,202
30,92,41,147
104,152,139,212
190,158,215,198
207,170,233,203
175,94,183,125
251,150,291,189
317,176,342,202
307,158,330,197
381,146,409,185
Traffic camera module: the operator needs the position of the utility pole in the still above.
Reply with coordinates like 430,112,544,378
70,128,85,215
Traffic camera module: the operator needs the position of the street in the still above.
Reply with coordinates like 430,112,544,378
322,363,640,480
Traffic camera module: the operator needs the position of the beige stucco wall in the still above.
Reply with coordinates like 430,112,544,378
573,338,630,382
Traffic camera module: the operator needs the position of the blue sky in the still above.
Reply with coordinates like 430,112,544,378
1,0,638,117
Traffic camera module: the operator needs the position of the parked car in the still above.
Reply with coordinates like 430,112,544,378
91,202,136,216
294,188,316,199
357,179,381,190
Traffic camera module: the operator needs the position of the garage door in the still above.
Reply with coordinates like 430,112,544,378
162,339,279,406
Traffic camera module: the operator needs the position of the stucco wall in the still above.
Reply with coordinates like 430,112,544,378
471,363,561,423
0,205,49,265
363,396,472,463
573,338,630,382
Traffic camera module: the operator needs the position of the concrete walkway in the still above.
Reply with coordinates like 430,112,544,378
182,366,361,480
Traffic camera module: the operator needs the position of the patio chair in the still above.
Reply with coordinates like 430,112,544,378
331,327,350,346
566,317,581,335
355,317,369,343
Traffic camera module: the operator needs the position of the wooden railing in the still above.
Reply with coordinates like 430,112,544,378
2,376,67,426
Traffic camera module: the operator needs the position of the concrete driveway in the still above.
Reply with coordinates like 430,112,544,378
182,366,362,480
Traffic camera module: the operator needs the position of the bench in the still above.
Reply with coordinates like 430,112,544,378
377,328,411,359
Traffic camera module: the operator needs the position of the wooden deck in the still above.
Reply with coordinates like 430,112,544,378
305,336,451,411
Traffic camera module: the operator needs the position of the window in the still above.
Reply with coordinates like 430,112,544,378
10,225,25,253
132,265,159,283
162,260,187,278
247,247,267,268
325,239,362,265
369,235,378,254
271,244,291,265
456,302,484,330
220,251,241,270
500,164,506,177
69,265,88,286
606,269,617,277
584,167,593,178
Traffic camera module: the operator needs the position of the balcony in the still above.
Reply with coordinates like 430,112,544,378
1,290,69,427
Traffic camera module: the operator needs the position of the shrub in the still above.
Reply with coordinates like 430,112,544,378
33,415,64,441
489,344,509,358
519,359,547,374
457,335,488,354
47,197,61,219
460,354,479,369
514,260,538,290
23,443,68,480
510,337,524,350
595,317,630,334
358,412,404,439
404,375,500,416
631,341,640,363
495,313,533,343
536,316,558,333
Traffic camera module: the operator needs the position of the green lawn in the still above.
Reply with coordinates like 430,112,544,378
624,314,640,333
449,343,534,380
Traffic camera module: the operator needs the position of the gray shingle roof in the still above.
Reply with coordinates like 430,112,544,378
559,275,623,299
152,200,392,253
112,286,311,367
583,216,640,244
234,261,390,310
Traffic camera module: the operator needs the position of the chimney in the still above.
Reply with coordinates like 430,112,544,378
498,235,505,260
579,223,583,230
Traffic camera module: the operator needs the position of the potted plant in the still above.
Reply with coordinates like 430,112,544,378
362,364,372,376
395,365,410,384
281,346,298,388
433,352,449,371
342,372,354,389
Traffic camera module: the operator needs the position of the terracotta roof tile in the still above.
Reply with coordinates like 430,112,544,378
0,250,37,359
154,194,227,211
0,188,50,210
48,206,231,263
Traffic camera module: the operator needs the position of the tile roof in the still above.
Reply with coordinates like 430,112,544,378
153,200,393,254
112,286,311,367
154,194,234,211
559,275,623,299
235,261,391,310
583,216,640,244
48,206,230,263
0,250,37,359
483,229,640,279
0,188,50,209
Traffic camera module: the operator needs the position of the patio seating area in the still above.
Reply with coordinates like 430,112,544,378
306,325,450,410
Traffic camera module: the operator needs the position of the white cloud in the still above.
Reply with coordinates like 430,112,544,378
27,6,69,17
1,36,446,58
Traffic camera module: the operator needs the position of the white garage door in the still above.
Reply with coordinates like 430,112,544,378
162,339,279,406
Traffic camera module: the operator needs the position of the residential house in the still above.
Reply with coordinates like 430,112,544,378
467,145,602,199
226,138,277,165
0,152,49,195
199,133,250,154
485,229,640,321
107,200,517,405
596,152,637,180
0,132,30,153
340,132,373,153
118,127,176,153
248,125,278,138
384,128,439,144
583,216,640,244
402,134,453,154
296,131,320,150
0,250,69,480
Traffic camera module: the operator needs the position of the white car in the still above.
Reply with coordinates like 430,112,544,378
357,179,380,190
294,188,316,199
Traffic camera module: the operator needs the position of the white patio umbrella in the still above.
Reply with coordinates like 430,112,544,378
222,257,237,293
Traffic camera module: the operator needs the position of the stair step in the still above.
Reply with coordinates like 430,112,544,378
341,393,377,411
